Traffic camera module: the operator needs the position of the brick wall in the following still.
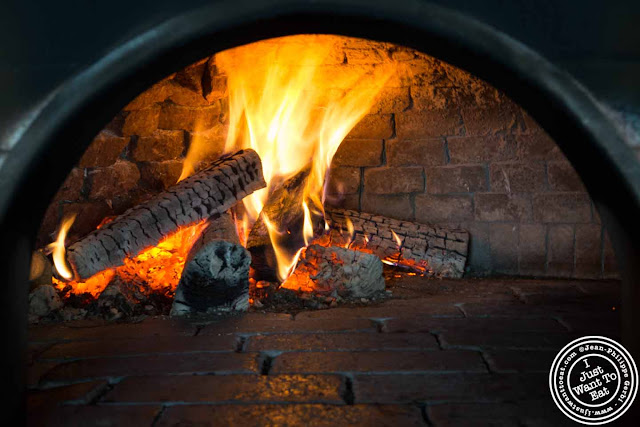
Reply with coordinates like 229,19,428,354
38,35,617,279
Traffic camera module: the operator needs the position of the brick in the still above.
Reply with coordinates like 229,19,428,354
325,167,360,194
332,139,383,166
489,162,546,193
347,114,393,139
247,332,438,352
515,132,564,161
460,301,608,318
532,193,592,223
295,300,463,319
55,168,84,201
28,381,107,412
361,193,413,220
414,194,473,223
40,335,238,360
139,160,183,190
518,224,546,274
104,374,343,403
547,161,586,191
426,165,486,194
396,110,463,139
475,193,531,222
131,129,184,161
43,352,257,381
30,405,161,427
383,317,559,334
603,231,619,278
61,201,113,242
197,313,374,336
122,107,159,136
464,222,491,275
547,224,574,277
79,131,128,167
370,86,411,114
447,135,516,163
428,403,520,426
460,105,518,136
354,373,548,403
271,350,486,374
490,223,518,274
364,167,423,194
124,80,172,110
386,138,444,166
574,224,602,278
158,102,222,131
484,350,558,372
344,47,387,64
439,329,573,350
557,314,620,339
187,124,228,162
29,318,197,342
88,161,140,199
158,404,424,427
325,193,360,211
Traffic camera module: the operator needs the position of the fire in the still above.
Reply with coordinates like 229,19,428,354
391,230,403,248
47,213,77,280
211,35,396,278
53,220,208,297
344,217,355,248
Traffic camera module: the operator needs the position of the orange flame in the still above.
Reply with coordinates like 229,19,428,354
47,213,77,280
214,35,396,276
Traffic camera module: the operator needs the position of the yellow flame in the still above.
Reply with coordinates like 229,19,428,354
47,213,77,280
213,35,396,275
344,217,355,248
391,230,403,248
302,200,314,247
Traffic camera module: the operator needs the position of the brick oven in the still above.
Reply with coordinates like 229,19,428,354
2,1,640,425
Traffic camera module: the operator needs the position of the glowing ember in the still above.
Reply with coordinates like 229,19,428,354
53,220,208,297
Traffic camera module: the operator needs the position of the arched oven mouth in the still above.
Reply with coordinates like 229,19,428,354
2,0,640,424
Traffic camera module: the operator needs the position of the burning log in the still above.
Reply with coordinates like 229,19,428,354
325,209,469,277
65,149,265,280
171,213,251,316
246,169,323,281
281,244,385,298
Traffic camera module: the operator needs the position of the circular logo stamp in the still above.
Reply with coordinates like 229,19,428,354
549,336,638,425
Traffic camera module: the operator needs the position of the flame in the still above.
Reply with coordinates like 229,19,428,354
53,220,208,297
344,217,355,248
47,213,77,280
212,35,396,276
391,230,403,248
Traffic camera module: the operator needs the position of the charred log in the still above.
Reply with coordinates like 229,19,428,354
282,244,385,298
171,241,251,316
325,209,468,277
246,168,323,281
66,149,265,280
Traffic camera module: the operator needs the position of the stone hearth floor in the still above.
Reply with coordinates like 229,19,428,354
28,277,621,426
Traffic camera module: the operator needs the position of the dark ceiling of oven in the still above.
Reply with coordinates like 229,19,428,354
1,0,640,144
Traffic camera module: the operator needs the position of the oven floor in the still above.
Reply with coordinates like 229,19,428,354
27,278,620,426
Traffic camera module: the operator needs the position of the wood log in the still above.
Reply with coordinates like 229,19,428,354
281,244,385,298
246,169,324,281
324,209,469,278
171,247,250,316
66,149,265,280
